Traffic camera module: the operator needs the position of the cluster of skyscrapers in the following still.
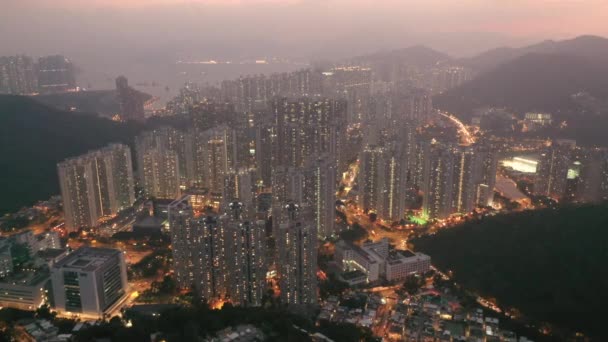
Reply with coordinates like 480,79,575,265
54,62,487,309
419,140,497,219
534,140,608,203
358,128,498,221
160,95,348,306
0,54,76,95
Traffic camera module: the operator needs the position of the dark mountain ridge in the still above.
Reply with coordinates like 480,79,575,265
461,35,608,72
436,52,608,116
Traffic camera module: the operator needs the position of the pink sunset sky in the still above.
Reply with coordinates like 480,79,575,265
2,0,607,58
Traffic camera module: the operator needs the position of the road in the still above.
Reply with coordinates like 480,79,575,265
365,285,400,338
438,111,475,145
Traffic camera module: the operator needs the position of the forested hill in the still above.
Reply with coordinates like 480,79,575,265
413,204,608,340
0,95,143,214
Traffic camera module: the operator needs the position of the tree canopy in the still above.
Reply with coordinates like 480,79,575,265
413,203,608,340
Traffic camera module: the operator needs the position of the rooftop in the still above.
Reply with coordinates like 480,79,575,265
0,269,50,286
53,247,121,272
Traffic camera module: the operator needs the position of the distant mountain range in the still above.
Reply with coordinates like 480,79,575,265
436,52,608,115
432,35,608,146
348,45,451,68
459,35,608,73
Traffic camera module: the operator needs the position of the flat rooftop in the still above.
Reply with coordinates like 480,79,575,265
53,247,121,272
342,270,366,280
0,269,50,286
387,250,429,266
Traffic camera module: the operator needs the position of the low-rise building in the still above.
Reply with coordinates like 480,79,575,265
0,270,50,310
335,238,431,283
385,250,431,281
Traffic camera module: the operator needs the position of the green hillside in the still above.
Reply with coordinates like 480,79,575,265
413,204,608,340
0,95,143,214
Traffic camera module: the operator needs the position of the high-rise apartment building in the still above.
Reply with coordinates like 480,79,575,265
116,76,145,122
420,140,498,219
571,147,608,203
185,125,240,193
305,155,337,239
271,97,347,171
476,143,498,207
223,168,257,210
169,196,266,306
135,127,191,188
141,148,181,200
421,140,455,220
535,140,574,200
168,196,200,290
168,196,226,301
451,145,479,214
37,55,76,93
58,144,135,231
254,122,274,187
358,139,411,222
221,202,266,306
0,55,38,94
51,247,128,318
358,145,386,214
276,203,317,306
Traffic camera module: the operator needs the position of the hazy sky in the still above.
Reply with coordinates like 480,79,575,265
2,0,607,92
2,0,607,59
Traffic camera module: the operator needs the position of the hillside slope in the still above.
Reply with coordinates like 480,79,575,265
413,204,608,340
0,95,143,214
461,35,608,72
436,53,608,117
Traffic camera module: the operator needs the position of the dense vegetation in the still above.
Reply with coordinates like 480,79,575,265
0,95,142,213
436,53,608,117
32,90,122,117
413,204,608,340
71,304,375,342
0,95,184,214
33,89,151,118
459,35,608,72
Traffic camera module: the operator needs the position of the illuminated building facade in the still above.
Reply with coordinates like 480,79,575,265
195,125,239,193
358,145,386,213
135,127,191,188
37,55,76,93
421,140,455,220
141,148,181,200
168,196,227,301
276,203,317,306
535,140,574,200
270,97,347,171
358,140,411,222
221,202,267,307
305,155,337,239
58,144,135,231
0,55,38,94
223,168,257,209
51,247,127,318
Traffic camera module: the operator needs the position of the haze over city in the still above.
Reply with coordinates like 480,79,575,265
1,1,608,341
